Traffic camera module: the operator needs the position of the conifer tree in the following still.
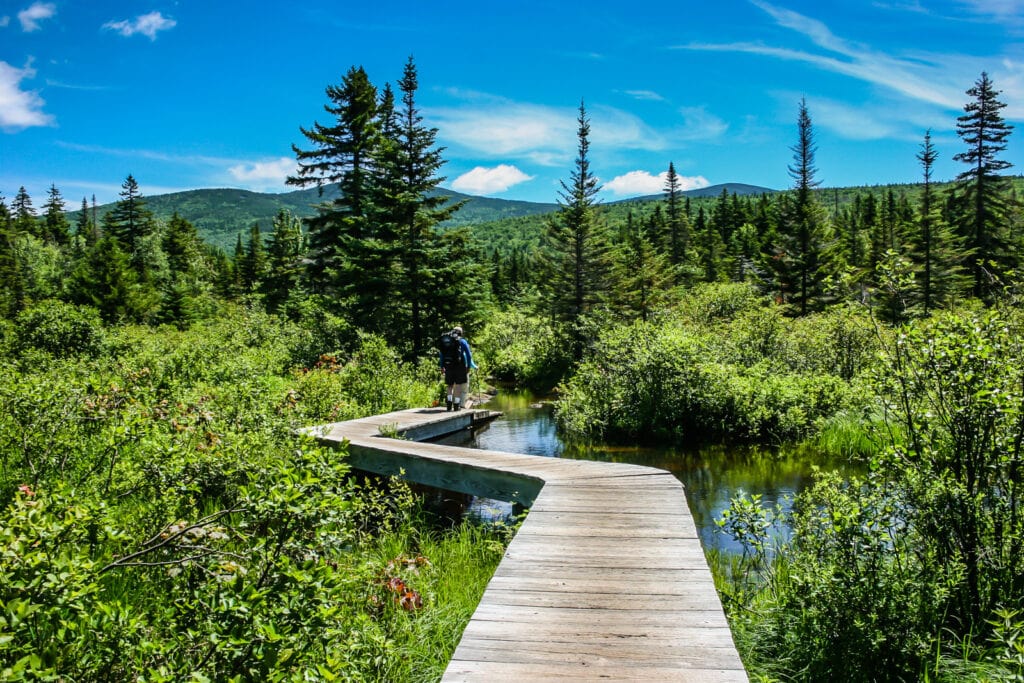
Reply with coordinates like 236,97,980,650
262,209,305,311
953,72,1015,298
0,196,23,317
767,98,829,314
102,174,158,280
240,224,267,293
42,184,71,246
389,57,467,357
663,162,688,268
915,130,969,311
70,236,144,323
614,212,676,322
12,187,37,238
289,65,379,295
539,101,611,359
75,197,97,249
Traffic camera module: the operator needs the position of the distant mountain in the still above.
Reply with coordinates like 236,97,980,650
630,182,777,203
75,185,559,251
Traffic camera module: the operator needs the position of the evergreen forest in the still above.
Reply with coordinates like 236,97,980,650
3,59,1024,680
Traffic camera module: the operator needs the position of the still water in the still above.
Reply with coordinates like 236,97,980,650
432,389,860,556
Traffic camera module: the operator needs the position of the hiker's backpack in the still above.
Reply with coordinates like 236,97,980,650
439,333,464,370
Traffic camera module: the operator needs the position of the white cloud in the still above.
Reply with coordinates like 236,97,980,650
677,106,729,140
0,60,54,131
228,157,295,191
452,164,534,195
624,90,665,101
604,170,710,197
958,0,1024,18
103,11,176,40
679,0,1024,117
18,2,55,32
432,97,670,167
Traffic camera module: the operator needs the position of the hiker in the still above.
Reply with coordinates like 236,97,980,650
439,326,476,411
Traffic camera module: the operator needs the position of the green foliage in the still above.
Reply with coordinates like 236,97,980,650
0,307,504,680
718,308,1024,681
475,308,571,390
554,290,874,444
12,299,106,359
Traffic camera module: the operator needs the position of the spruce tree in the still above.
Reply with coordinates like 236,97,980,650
289,65,379,295
539,101,611,359
262,209,305,311
42,184,71,246
953,72,1015,298
102,174,158,279
70,236,143,323
767,98,829,314
663,162,688,268
12,187,37,238
0,196,23,317
614,212,676,322
390,57,466,357
914,130,969,311
240,224,267,293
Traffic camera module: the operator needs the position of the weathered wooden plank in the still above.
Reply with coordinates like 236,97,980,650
449,640,745,668
458,617,738,647
442,661,749,683
467,602,730,628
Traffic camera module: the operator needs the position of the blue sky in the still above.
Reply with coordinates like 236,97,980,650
2,0,1022,207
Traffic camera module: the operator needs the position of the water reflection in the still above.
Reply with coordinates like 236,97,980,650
430,389,861,556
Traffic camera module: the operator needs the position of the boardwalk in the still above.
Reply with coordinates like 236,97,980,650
310,408,747,682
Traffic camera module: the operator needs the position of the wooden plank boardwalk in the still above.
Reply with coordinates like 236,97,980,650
309,407,747,682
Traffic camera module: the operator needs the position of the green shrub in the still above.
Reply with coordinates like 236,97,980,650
12,300,106,359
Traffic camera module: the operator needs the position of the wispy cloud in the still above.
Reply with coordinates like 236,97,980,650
0,60,54,131
604,169,709,197
624,90,665,102
228,157,295,191
678,0,1022,118
18,2,55,32
431,100,579,166
103,11,176,40
452,164,534,195
0,16,11,28
958,0,1024,19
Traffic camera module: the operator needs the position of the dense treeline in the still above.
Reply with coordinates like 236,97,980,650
2,64,1022,680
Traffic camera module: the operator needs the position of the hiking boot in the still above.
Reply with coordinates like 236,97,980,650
454,400,462,411
445,399,453,411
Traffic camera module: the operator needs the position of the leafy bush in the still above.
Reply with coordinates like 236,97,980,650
475,308,571,390
555,317,865,444
12,299,106,359
0,307,503,680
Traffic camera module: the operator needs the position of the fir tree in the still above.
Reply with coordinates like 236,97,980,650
663,162,688,268
0,196,23,317
42,184,71,246
390,57,466,357
70,236,144,323
262,209,305,311
539,101,611,359
289,65,379,295
102,174,158,280
768,98,829,314
953,72,1015,298
614,213,676,322
240,224,267,293
75,197,97,249
915,130,969,311
12,187,37,238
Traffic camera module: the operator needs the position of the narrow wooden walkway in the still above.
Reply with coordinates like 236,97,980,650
309,408,747,682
